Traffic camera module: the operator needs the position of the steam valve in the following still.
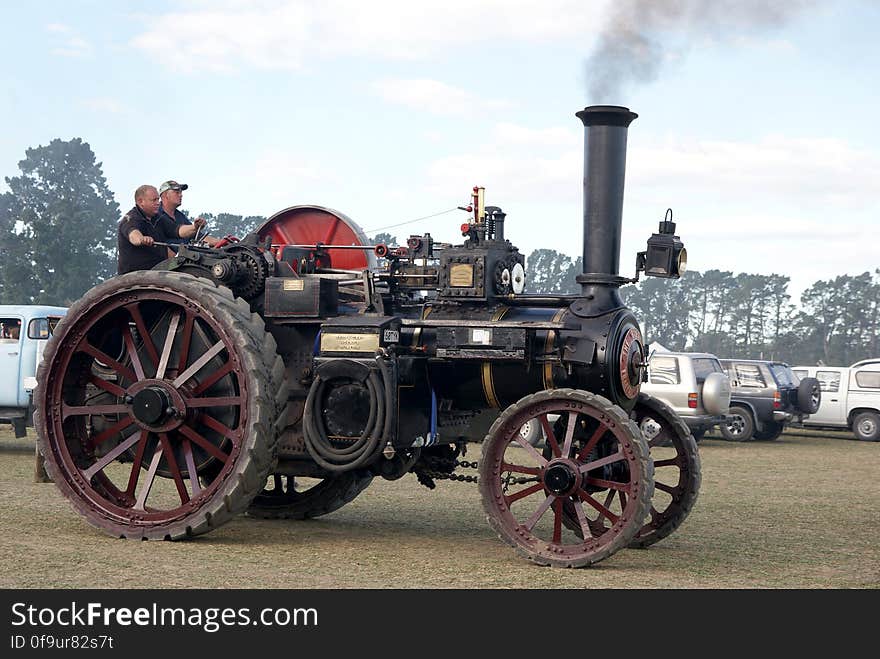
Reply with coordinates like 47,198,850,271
638,209,687,279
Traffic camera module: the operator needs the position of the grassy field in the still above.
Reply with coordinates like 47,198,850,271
1,426,878,589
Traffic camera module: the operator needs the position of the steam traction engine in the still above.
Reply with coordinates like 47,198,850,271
34,106,699,567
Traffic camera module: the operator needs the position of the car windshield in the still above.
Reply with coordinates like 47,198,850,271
770,363,797,387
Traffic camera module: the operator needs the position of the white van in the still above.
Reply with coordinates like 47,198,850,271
792,359,880,441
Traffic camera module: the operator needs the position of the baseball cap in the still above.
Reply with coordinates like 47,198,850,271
159,180,189,194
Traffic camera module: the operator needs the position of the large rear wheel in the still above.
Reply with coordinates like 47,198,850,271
479,389,653,568
34,271,286,540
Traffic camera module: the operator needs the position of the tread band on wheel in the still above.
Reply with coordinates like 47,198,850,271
479,388,653,568
33,271,287,540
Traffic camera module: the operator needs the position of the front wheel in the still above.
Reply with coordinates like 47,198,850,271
479,389,653,568
628,393,701,549
852,412,880,442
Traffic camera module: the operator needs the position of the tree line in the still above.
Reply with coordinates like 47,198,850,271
0,138,264,306
1,138,876,367
522,248,880,367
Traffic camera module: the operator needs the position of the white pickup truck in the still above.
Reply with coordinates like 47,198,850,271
792,359,880,441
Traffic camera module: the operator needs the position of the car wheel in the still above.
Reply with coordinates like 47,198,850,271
753,421,784,441
720,406,754,442
852,412,880,442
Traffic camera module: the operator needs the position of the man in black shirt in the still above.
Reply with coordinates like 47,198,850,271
117,184,206,274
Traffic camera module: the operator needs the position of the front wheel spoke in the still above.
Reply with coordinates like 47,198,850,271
538,413,561,457
159,433,189,504
572,499,593,539
87,374,126,398
62,403,128,421
133,446,164,511
155,311,181,380
500,461,542,477
655,481,678,496
576,421,610,461
89,415,136,447
524,494,555,531
181,439,201,496
125,303,160,370
78,342,137,383
178,424,230,463
511,436,549,466
82,431,144,481
577,488,620,524
172,341,226,388
653,457,681,469
504,481,545,505
584,476,631,493
552,498,563,544
578,449,625,475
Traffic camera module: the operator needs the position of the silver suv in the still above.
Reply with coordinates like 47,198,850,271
640,351,731,441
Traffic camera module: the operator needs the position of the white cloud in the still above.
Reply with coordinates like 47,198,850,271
371,79,512,117
47,24,93,58
628,135,880,209
424,121,880,213
130,0,608,73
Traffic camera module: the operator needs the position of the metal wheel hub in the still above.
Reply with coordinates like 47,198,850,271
859,418,876,434
127,379,187,432
728,415,745,435
543,460,581,496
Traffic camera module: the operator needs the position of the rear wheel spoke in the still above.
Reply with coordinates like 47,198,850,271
155,311,181,380
125,302,160,371
159,433,190,504
133,447,163,511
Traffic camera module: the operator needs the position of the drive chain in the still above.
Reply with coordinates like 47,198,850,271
414,459,539,489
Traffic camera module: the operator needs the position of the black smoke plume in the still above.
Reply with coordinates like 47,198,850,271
586,0,820,101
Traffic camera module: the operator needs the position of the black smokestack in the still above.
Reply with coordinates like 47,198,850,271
575,105,637,294
586,0,818,101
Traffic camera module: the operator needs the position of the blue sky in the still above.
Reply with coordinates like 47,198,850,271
2,0,877,301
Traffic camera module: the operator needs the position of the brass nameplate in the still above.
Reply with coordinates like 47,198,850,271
449,263,474,287
283,279,305,291
321,333,380,353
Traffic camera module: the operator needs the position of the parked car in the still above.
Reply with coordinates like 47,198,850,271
792,360,880,441
719,359,820,441
639,351,731,442
0,305,68,437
